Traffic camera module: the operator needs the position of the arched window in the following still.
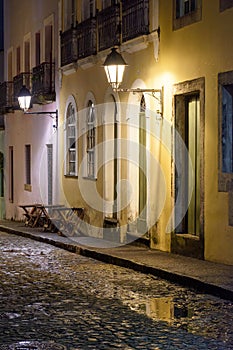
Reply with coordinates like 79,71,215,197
86,100,96,178
65,98,78,176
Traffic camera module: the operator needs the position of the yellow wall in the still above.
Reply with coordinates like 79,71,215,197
59,0,233,264
158,0,233,264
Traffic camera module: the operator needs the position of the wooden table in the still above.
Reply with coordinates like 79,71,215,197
42,204,65,232
49,207,85,237
18,204,50,228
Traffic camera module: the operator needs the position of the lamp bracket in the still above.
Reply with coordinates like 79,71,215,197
24,109,58,129
114,88,163,116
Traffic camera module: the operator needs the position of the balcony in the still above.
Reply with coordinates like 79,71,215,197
60,27,78,67
13,72,31,108
60,1,152,69
32,62,55,103
77,18,97,59
0,81,13,114
97,4,120,52
122,0,149,42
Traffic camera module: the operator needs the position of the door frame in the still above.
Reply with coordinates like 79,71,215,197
171,77,205,259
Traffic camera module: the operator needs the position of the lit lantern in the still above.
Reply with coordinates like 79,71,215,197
18,85,32,111
103,48,127,90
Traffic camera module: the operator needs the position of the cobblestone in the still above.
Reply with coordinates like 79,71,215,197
0,232,232,349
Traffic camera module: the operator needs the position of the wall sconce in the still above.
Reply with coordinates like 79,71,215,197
103,48,163,116
18,85,58,129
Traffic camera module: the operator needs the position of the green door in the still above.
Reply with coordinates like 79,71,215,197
175,94,200,235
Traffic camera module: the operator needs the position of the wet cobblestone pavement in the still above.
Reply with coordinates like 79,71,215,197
0,232,232,350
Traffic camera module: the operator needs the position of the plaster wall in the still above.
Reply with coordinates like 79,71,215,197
59,0,233,263
4,0,60,220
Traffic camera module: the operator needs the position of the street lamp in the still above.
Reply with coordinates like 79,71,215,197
17,85,58,129
103,47,128,90
103,47,163,116
18,85,32,112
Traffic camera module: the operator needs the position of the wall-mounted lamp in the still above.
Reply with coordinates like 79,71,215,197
103,48,163,116
18,85,58,129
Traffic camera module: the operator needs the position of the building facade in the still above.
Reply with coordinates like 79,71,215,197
1,0,233,265
58,0,233,265
2,0,60,219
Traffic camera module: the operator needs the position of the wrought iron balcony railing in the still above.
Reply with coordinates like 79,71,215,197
60,1,151,67
77,18,97,59
13,72,31,108
60,27,78,67
97,3,120,52
122,0,149,42
0,81,14,113
32,62,55,102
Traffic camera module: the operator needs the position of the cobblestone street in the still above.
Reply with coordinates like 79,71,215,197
0,232,232,350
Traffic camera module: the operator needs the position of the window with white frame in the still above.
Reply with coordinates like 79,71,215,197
65,101,77,176
173,0,202,30
86,101,96,178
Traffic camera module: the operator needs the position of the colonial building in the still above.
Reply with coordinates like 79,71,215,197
1,0,233,265
59,0,233,264
2,0,60,219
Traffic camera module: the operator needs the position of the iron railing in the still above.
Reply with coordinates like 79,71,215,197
32,62,55,98
77,18,97,59
0,81,13,113
122,0,149,42
97,4,120,51
60,27,78,67
60,1,151,66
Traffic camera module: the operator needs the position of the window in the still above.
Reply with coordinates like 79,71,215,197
35,32,41,66
64,0,77,30
176,0,196,18
221,84,233,173
82,0,96,20
102,0,118,9
220,0,233,12
173,0,202,30
65,100,77,176
9,146,13,202
7,50,13,80
218,71,233,191
24,40,30,72
45,24,53,62
86,101,96,178
16,46,20,75
25,145,31,185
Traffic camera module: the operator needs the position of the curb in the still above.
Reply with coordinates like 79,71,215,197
1,224,233,302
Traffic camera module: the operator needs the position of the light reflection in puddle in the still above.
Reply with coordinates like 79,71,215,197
129,296,232,343
145,297,193,323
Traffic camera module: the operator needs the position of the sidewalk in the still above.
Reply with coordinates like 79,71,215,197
0,220,232,301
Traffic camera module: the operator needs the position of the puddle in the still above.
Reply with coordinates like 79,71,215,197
128,296,232,343
145,297,194,323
